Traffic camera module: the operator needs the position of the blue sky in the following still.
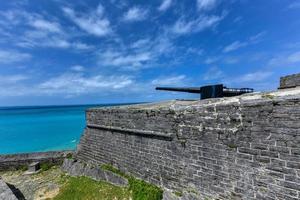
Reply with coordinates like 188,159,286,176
0,0,299,106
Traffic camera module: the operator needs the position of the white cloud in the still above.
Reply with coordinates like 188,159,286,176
223,56,239,64
204,56,219,64
97,34,173,70
0,74,29,84
171,14,224,35
223,41,247,53
288,2,300,9
197,0,218,11
158,0,172,11
30,19,62,33
0,50,31,64
99,50,152,68
203,66,224,81
0,10,93,51
0,10,27,26
70,65,85,72
0,71,135,97
0,74,31,97
233,16,243,24
249,31,267,43
287,51,300,63
151,75,186,85
223,31,266,53
123,7,148,22
221,71,274,91
237,71,273,82
268,51,300,66
17,29,93,50
130,38,151,49
72,42,94,50
38,73,134,96
62,4,112,37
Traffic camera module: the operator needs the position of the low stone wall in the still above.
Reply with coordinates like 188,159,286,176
76,85,300,200
0,151,73,171
279,73,300,89
61,159,128,186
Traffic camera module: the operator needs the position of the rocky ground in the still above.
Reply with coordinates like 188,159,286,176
0,167,62,200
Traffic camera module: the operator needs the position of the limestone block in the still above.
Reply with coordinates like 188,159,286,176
61,159,128,187
0,178,18,200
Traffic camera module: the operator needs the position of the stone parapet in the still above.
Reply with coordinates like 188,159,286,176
279,73,300,89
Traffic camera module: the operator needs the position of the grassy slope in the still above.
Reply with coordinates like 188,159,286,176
101,164,163,200
53,176,131,200
53,164,163,200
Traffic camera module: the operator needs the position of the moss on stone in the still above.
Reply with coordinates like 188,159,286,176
16,165,28,171
40,162,55,172
262,94,275,99
101,164,163,200
227,143,238,149
174,191,183,197
66,153,73,159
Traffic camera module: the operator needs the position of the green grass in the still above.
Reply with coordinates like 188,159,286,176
101,164,163,200
40,162,56,172
66,153,73,159
53,164,163,200
128,177,162,200
53,176,131,200
101,164,126,177
16,165,28,171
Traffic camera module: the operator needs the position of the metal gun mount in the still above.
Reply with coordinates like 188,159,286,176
156,84,254,100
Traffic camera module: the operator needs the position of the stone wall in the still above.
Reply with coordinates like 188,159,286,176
279,73,300,89
0,151,73,171
76,83,300,199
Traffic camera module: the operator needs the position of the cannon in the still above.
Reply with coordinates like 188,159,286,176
156,84,254,100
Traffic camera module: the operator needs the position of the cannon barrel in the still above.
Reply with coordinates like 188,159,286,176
155,87,201,94
156,84,254,99
222,87,254,97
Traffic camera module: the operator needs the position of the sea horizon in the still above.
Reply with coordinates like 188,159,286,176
0,102,144,110
0,102,141,155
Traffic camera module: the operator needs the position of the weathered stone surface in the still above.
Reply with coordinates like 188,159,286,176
279,73,300,89
28,162,40,173
0,151,73,171
0,178,18,200
76,84,300,199
0,168,62,200
163,190,201,200
61,159,128,187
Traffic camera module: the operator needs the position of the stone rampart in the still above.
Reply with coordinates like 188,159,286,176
0,151,73,171
76,77,300,199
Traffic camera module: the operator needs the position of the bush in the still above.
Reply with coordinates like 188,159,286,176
40,162,55,171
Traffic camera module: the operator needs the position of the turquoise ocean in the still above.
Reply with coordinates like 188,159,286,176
0,104,127,154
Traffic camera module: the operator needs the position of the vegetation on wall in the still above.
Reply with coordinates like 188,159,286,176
101,164,163,200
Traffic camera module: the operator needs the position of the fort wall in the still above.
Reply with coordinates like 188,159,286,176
76,74,300,200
